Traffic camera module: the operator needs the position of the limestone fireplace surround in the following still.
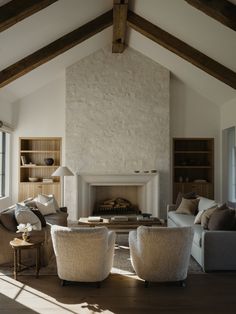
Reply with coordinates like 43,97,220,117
76,173,160,219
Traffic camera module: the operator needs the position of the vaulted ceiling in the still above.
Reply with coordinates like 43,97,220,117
0,0,235,105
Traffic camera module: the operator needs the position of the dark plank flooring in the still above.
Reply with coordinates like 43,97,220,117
1,272,236,313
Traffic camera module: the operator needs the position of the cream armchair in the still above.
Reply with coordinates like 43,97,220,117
51,225,116,286
129,226,193,286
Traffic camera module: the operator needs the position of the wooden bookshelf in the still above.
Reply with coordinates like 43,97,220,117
19,137,61,204
173,138,214,202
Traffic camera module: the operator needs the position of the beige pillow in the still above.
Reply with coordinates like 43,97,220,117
201,206,218,229
176,198,199,215
36,194,59,216
194,210,205,224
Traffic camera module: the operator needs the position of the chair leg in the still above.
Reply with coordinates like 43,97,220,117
179,280,186,287
145,281,149,288
61,280,66,286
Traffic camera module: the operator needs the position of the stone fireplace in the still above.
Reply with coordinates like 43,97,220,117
65,47,170,220
76,173,160,218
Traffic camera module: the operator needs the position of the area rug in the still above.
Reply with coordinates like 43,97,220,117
0,245,202,276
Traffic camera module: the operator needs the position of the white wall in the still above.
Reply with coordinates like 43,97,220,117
0,99,13,125
66,47,170,219
221,97,236,130
5,51,223,216
170,76,221,201
11,75,65,203
0,98,13,209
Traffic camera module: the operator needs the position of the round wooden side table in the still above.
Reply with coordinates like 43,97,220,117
9,237,43,280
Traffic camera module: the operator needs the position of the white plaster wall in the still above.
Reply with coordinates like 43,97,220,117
0,98,13,209
0,99,13,125
66,47,170,219
221,97,236,130
11,75,65,203
170,76,221,201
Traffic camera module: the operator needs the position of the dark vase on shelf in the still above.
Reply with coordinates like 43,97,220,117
44,158,54,166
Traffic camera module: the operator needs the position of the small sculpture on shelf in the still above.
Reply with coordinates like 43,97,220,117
44,158,54,166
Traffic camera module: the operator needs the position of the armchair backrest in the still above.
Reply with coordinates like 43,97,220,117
51,225,113,282
130,226,194,282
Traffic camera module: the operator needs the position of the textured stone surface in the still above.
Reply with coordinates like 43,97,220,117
66,47,170,218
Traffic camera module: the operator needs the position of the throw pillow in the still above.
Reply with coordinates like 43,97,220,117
208,204,236,231
14,203,42,230
194,209,205,224
30,209,46,227
198,197,217,212
0,205,18,232
175,191,197,210
200,206,218,229
176,198,199,215
36,194,58,216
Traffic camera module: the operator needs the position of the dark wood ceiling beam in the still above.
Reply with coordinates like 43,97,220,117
0,10,113,88
127,10,236,89
0,0,58,32
185,0,236,31
112,0,128,53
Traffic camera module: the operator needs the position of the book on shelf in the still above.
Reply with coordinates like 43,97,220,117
42,178,54,183
111,216,129,222
88,216,103,222
21,156,26,165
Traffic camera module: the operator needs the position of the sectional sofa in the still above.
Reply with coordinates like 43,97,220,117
167,196,236,272
0,197,68,266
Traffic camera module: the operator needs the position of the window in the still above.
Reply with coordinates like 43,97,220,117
0,130,10,199
0,131,6,197
222,126,236,202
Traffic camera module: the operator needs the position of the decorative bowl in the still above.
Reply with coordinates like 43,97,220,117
28,177,39,182
44,158,54,166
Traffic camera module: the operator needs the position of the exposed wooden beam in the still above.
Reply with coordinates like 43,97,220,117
0,0,58,32
185,0,236,31
0,10,113,88
127,10,236,89
112,0,128,53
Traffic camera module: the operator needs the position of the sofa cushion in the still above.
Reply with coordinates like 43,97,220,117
45,211,68,227
175,191,197,210
15,203,42,230
176,198,199,215
168,212,203,247
0,206,17,232
168,211,195,227
208,205,236,231
192,224,203,247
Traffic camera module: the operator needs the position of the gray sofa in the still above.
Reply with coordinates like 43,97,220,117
167,198,236,272
0,203,68,266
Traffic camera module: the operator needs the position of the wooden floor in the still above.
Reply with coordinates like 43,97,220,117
1,271,236,314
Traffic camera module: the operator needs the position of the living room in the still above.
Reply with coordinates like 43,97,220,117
0,0,236,313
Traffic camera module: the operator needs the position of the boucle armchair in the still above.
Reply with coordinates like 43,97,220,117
51,226,116,286
129,226,194,286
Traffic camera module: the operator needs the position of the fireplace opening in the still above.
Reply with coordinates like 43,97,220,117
76,173,160,219
91,185,141,216
93,197,140,215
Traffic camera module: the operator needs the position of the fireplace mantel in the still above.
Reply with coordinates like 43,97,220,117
75,173,160,219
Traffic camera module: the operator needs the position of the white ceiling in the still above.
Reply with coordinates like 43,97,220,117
0,0,235,105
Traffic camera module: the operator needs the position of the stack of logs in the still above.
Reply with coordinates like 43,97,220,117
93,197,140,215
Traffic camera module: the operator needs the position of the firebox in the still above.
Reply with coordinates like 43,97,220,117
76,173,160,219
